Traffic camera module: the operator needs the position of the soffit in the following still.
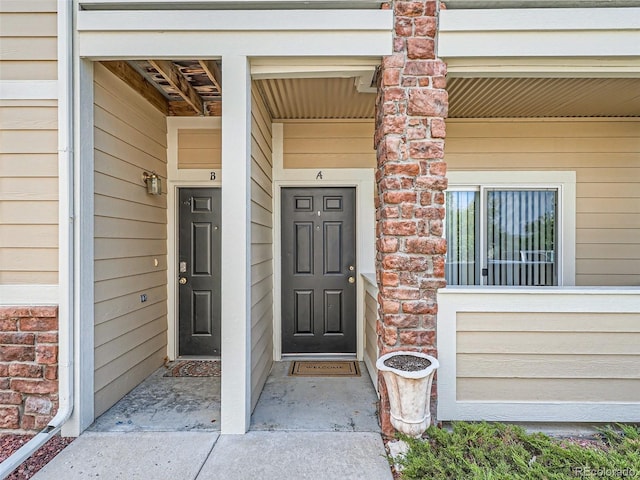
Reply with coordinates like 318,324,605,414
448,77,640,118
256,77,376,120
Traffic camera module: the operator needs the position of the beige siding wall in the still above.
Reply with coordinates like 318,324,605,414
446,119,640,286
283,120,375,169
250,85,274,410
456,311,640,402
177,128,221,169
0,2,58,285
93,63,168,416
0,2,57,81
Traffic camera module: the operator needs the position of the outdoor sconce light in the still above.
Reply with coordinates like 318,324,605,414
142,171,162,195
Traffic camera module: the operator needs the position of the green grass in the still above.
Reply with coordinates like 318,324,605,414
396,422,640,479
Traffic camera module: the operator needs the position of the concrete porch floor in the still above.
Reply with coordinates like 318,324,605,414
89,361,379,433
35,361,392,479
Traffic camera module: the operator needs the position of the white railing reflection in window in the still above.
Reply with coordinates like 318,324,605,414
446,189,558,286
487,190,557,286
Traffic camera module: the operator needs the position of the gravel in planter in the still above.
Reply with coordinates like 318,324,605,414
383,355,431,372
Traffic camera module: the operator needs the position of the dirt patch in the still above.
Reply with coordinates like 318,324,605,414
0,434,74,480
383,355,431,372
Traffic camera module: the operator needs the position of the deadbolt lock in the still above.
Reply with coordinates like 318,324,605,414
179,277,187,285
349,265,355,271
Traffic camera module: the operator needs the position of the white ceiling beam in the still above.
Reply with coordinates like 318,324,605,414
438,8,640,58
440,7,640,31
79,31,392,58
77,9,392,31
79,0,384,9
446,58,640,78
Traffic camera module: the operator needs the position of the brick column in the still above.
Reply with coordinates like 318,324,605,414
0,307,59,432
374,0,448,436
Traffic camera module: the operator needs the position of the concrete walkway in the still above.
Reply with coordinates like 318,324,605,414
32,362,393,479
33,431,392,480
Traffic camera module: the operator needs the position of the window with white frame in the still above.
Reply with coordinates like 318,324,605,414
444,172,577,287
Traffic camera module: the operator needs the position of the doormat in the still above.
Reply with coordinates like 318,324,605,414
163,360,221,377
289,361,360,377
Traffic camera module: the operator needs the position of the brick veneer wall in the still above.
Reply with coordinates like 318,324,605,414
0,307,59,432
374,0,448,436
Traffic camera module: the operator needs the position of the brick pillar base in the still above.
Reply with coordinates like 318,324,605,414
0,307,59,432
374,0,448,437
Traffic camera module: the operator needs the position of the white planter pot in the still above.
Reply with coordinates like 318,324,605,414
376,351,439,437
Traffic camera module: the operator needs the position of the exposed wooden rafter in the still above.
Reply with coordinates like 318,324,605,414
169,101,222,117
199,60,222,94
100,61,169,115
149,59,205,116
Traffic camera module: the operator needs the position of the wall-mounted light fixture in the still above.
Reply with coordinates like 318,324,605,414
142,171,162,195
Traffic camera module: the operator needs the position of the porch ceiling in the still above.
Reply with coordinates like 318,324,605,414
448,77,640,118
99,61,377,118
255,78,376,120
99,60,640,119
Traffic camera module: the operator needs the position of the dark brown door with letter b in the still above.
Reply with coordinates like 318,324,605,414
178,188,221,356
281,187,357,354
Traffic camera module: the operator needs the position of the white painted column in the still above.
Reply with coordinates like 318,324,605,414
65,58,95,436
220,55,252,434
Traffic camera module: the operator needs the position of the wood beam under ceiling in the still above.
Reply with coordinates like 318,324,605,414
149,59,205,116
199,60,222,94
169,101,221,117
100,61,169,115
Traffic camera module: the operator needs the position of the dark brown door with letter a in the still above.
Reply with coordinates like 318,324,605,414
178,188,221,356
281,187,357,354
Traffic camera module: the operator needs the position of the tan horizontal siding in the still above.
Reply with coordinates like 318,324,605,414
250,86,273,411
446,119,640,286
0,99,58,284
93,62,168,415
457,378,639,402
283,120,375,169
0,9,57,81
178,129,221,169
456,311,640,402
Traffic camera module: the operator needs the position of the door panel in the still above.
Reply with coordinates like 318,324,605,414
178,188,221,356
282,187,356,354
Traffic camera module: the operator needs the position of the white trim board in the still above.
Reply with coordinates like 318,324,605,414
271,123,376,362
79,0,385,9
76,10,392,59
436,288,640,423
0,286,59,305
445,57,640,78
77,9,392,31
438,7,640,58
166,117,223,361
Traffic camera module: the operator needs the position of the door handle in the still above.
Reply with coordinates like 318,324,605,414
348,276,355,284
179,277,187,285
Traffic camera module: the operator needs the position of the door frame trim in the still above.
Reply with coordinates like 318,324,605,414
166,117,222,360
272,123,376,361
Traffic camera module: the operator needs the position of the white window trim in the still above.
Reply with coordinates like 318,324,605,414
447,171,576,287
